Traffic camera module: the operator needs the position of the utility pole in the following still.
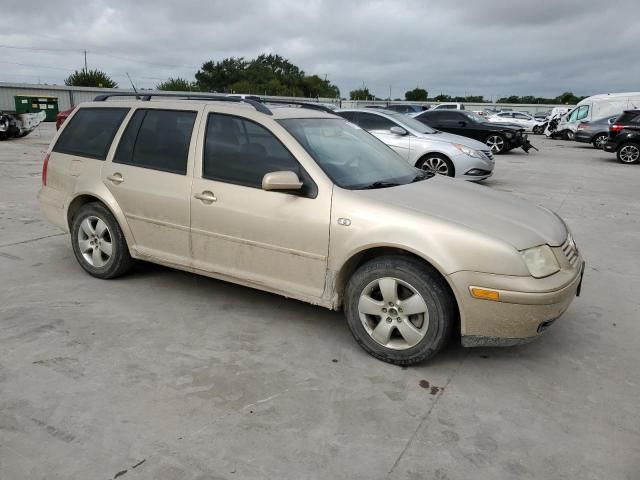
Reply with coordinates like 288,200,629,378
83,50,88,72
389,85,392,101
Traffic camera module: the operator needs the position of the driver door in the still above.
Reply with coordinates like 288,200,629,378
189,109,331,299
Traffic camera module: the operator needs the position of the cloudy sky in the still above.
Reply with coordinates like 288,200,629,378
1,0,639,99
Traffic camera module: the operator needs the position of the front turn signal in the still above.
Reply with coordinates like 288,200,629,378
470,287,500,301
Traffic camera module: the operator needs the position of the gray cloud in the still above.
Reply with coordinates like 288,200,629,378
1,0,638,99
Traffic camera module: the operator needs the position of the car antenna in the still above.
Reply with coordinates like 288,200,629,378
126,72,140,100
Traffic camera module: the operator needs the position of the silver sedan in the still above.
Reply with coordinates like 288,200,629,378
336,109,495,181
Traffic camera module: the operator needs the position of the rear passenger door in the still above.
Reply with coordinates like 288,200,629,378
189,109,331,300
102,106,201,266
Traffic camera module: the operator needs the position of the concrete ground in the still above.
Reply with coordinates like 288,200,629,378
1,123,639,480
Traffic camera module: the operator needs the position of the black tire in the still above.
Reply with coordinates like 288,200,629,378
616,142,640,164
562,130,575,141
485,134,508,154
532,125,542,135
416,153,455,177
344,256,455,365
70,202,134,279
592,134,607,149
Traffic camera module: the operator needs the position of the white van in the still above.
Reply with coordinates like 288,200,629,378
557,92,640,138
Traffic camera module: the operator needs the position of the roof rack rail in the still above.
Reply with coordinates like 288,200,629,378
260,99,336,114
93,92,273,115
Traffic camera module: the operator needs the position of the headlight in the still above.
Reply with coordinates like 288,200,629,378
454,144,482,159
521,245,560,278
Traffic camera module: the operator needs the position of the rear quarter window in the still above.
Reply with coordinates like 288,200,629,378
53,107,129,160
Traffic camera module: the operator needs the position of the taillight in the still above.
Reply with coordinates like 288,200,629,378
610,124,624,133
42,153,50,186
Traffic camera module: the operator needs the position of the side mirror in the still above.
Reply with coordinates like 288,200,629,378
458,121,467,127
390,126,408,136
262,171,303,191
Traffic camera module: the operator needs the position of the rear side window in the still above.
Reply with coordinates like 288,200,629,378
203,113,307,191
53,107,129,160
114,109,196,175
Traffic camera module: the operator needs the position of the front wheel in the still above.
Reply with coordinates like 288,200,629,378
416,154,455,177
592,134,607,149
532,125,543,135
617,142,640,164
344,256,455,365
485,134,508,154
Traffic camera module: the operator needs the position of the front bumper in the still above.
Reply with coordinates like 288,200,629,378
449,255,584,347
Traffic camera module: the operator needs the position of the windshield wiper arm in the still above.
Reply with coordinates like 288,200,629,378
354,181,402,190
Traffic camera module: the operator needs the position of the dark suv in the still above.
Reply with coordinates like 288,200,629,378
413,110,528,154
603,110,640,164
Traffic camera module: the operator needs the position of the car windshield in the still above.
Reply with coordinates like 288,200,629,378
383,111,438,134
278,118,428,189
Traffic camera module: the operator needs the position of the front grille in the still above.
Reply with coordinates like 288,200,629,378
561,234,580,267
481,149,494,161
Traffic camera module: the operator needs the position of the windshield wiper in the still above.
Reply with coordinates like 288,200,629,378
411,172,433,182
354,181,402,190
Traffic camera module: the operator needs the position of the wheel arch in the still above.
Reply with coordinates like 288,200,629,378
66,192,136,251
333,245,461,331
414,151,456,177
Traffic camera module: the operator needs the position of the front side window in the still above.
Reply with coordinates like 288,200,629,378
203,114,304,190
53,107,129,160
114,109,196,175
279,118,423,190
357,113,396,131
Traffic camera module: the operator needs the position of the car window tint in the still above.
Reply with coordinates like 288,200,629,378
53,107,129,160
514,113,529,119
203,113,302,189
114,109,196,175
438,111,460,121
357,113,396,131
575,105,589,121
337,111,358,123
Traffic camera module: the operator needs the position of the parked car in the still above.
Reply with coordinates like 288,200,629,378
431,103,465,110
534,112,550,121
385,104,429,114
574,115,620,149
56,108,75,130
488,111,545,133
336,108,494,180
39,94,583,365
603,110,640,164
412,110,529,154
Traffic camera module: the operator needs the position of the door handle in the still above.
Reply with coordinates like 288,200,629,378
194,191,217,203
107,173,124,184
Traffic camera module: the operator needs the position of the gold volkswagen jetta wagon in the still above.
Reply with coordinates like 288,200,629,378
39,94,584,364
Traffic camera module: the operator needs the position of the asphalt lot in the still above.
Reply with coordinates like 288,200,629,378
1,123,639,480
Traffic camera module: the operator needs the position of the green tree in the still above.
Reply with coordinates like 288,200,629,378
156,77,199,91
405,87,428,101
350,88,372,100
64,69,117,88
433,94,452,102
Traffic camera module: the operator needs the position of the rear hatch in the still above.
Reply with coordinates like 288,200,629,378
609,110,639,139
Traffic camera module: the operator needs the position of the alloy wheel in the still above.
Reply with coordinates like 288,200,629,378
619,144,640,163
594,135,607,149
77,216,113,267
357,277,429,350
420,157,449,176
486,135,505,153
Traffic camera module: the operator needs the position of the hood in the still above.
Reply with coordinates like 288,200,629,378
415,130,490,151
356,176,566,250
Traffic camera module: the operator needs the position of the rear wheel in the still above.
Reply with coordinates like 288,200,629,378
617,142,640,164
417,154,454,177
532,125,543,135
70,202,134,279
562,130,575,141
592,134,607,149
344,256,455,365
485,134,507,154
